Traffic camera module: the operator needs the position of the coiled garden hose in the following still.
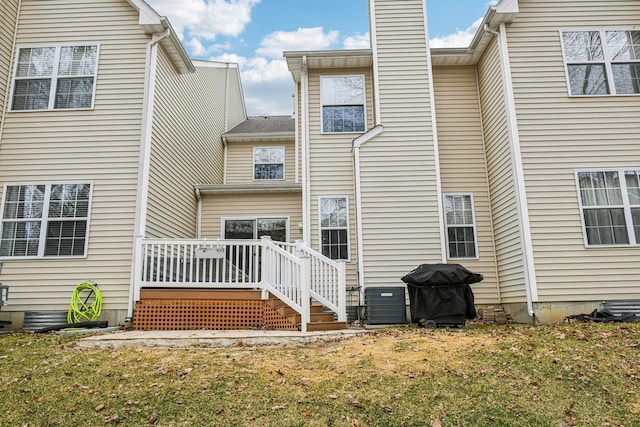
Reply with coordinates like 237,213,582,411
67,281,102,324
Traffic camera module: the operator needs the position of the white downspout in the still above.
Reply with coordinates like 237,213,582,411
294,92,300,184
486,23,537,319
353,145,365,299
128,28,171,319
195,188,202,238
423,0,447,263
301,56,311,244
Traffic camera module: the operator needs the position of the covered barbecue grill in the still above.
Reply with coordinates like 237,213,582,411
401,263,482,328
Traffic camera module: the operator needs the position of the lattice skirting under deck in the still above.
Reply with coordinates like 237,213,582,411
133,298,297,331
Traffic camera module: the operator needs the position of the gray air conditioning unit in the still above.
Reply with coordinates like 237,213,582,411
365,286,407,325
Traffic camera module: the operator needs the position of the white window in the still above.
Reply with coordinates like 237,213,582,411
319,197,349,260
561,30,640,95
444,194,478,259
321,75,365,133
577,170,640,246
253,147,285,180
1,183,92,258
11,45,99,111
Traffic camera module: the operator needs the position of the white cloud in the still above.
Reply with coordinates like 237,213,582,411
147,0,260,41
343,33,370,49
429,17,483,48
186,37,207,56
256,27,340,58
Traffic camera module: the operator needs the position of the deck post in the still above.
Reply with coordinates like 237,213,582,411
260,236,271,299
300,255,311,333
337,261,347,322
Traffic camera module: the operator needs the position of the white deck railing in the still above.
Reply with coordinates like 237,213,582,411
133,237,346,331
295,242,346,322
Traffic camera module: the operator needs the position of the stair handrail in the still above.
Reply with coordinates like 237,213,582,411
260,236,310,332
294,241,347,322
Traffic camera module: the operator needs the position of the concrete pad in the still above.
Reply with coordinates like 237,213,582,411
77,328,370,349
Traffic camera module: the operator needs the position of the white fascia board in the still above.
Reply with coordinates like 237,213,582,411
495,0,519,15
126,0,161,26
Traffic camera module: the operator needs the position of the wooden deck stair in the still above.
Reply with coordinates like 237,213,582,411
134,288,347,332
263,296,347,332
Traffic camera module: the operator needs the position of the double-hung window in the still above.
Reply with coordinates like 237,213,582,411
253,147,285,180
319,197,349,260
577,170,640,246
1,183,92,258
321,75,365,133
11,44,99,111
444,194,478,259
561,30,640,95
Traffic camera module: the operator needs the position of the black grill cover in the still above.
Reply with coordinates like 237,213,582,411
401,264,483,321
401,263,483,287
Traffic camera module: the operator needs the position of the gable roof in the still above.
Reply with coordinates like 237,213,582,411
125,0,195,73
223,116,295,143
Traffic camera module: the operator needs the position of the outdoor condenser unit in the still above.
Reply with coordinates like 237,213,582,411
365,286,407,325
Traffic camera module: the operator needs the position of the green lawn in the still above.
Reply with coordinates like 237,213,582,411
1,322,639,426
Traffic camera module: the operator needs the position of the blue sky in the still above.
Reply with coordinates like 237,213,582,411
146,0,497,115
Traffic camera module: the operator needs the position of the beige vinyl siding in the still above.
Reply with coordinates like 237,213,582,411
432,65,499,303
306,68,372,291
0,0,150,311
200,193,303,242
146,56,245,239
476,36,527,303
225,140,296,184
357,0,442,289
0,0,18,121
225,67,247,128
506,0,640,301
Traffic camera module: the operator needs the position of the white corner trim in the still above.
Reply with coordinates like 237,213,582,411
497,23,539,310
369,0,382,126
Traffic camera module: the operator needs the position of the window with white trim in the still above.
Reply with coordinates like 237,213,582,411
321,75,365,133
11,45,98,111
577,170,640,246
561,30,640,95
1,183,92,257
253,147,285,180
319,197,349,260
444,194,478,259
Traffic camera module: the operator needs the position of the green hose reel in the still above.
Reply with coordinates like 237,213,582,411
67,281,103,324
